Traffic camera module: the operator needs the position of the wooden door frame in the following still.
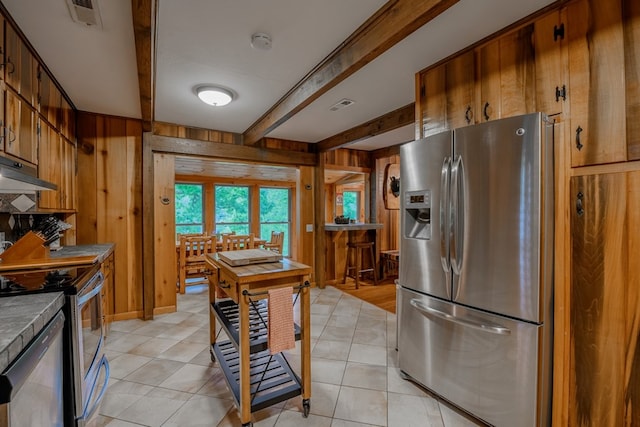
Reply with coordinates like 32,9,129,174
141,132,320,319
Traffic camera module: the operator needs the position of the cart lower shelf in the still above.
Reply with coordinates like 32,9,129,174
212,340,303,413
212,298,301,353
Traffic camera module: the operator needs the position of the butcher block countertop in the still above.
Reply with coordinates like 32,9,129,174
0,292,65,372
0,243,115,272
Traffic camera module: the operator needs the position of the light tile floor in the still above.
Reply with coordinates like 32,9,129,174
94,285,484,427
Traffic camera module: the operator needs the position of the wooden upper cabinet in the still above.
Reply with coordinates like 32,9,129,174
5,23,36,106
5,87,36,164
40,68,62,129
61,137,76,209
567,0,626,167
476,23,536,122
60,96,75,141
534,10,566,117
417,63,446,138
569,170,640,426
445,50,475,129
38,119,61,209
625,0,640,161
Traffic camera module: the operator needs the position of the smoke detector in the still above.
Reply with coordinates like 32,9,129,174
65,0,103,29
329,99,356,111
251,33,272,50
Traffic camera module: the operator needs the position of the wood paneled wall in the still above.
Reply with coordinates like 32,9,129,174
324,148,372,170
77,112,144,320
153,153,176,314
375,155,400,251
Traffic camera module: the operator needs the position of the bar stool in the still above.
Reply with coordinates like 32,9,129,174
343,241,378,289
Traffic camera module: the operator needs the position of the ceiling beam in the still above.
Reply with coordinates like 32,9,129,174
242,0,459,146
317,103,415,152
131,0,155,132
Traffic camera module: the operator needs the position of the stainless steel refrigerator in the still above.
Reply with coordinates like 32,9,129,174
397,112,554,426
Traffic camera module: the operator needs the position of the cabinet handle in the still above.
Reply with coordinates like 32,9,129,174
464,106,472,124
7,126,15,146
576,191,584,217
5,58,15,75
575,126,583,151
555,85,567,102
483,102,490,121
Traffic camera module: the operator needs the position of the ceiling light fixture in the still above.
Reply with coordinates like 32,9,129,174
196,86,234,107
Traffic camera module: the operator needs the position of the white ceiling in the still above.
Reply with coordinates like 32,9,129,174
2,0,556,151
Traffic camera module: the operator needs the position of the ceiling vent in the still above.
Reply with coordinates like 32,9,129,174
329,99,355,112
65,0,103,29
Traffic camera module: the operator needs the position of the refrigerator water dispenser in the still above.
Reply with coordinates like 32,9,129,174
403,190,431,239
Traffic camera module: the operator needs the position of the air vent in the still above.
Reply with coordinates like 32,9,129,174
66,0,103,29
329,98,356,111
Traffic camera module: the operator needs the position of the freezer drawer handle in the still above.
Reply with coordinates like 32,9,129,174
409,299,511,335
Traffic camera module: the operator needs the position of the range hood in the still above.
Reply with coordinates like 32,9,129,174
0,157,57,194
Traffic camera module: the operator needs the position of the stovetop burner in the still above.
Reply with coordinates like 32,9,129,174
0,265,97,296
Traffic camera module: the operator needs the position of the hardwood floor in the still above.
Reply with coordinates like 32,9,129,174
331,275,398,313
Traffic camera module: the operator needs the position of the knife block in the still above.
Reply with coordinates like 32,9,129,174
0,231,50,262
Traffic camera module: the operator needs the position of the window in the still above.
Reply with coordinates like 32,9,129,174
175,183,204,237
214,185,250,234
343,191,360,222
259,187,291,256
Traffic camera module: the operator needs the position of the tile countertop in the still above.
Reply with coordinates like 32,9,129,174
0,243,115,272
49,243,115,263
0,292,65,373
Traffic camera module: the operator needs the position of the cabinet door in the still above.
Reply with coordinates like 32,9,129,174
37,120,61,209
445,50,475,128
5,88,36,164
62,138,76,210
570,171,640,426
39,69,61,129
417,63,446,138
60,97,75,141
477,38,500,122
477,24,536,122
626,0,640,160
534,10,566,116
568,0,626,167
4,24,35,105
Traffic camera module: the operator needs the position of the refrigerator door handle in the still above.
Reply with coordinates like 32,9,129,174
410,299,511,335
440,157,451,277
450,155,464,276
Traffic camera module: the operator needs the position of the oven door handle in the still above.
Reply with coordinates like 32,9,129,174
80,355,110,421
77,279,104,307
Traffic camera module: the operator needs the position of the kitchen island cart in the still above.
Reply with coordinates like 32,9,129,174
205,251,311,427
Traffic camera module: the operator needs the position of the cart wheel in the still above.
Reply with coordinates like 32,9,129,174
241,422,252,427
302,399,311,417
209,349,216,363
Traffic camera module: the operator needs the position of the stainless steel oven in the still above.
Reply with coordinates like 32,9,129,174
70,267,109,426
0,264,109,427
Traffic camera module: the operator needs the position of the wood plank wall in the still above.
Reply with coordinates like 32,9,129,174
375,154,401,251
77,112,144,320
153,153,177,314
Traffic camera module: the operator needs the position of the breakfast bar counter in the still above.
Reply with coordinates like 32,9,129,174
324,223,383,285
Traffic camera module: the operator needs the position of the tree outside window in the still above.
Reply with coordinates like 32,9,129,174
215,185,250,234
259,187,291,256
343,191,359,222
175,183,204,237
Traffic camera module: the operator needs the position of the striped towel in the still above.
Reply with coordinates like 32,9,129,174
268,287,295,355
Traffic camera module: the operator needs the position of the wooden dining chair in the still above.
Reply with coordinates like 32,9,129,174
221,233,254,251
262,231,284,254
178,234,216,294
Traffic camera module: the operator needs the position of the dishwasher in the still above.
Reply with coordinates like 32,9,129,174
0,311,65,427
